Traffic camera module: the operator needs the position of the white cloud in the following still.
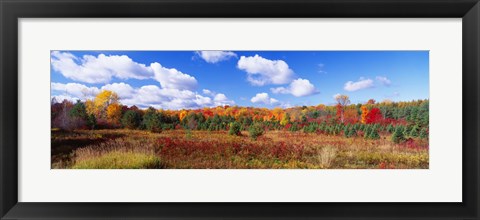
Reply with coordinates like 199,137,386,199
194,95,213,106
125,85,169,106
270,87,289,94
237,55,294,86
376,76,392,86
51,82,100,99
201,90,234,106
196,51,237,63
214,93,235,106
51,82,234,110
122,86,234,110
101,83,135,99
333,93,341,99
151,62,198,90
202,89,216,96
51,51,198,91
51,51,153,84
344,78,374,92
270,78,318,97
51,94,81,103
52,82,139,101
250,93,279,105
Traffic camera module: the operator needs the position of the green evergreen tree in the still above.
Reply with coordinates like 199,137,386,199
86,114,96,130
392,126,406,143
419,127,428,139
142,109,162,133
409,125,419,137
249,123,264,140
349,128,357,137
228,122,242,136
386,124,394,133
369,128,380,139
121,110,141,129
343,125,350,137
364,125,371,139
69,101,87,119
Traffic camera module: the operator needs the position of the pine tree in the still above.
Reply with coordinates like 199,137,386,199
121,110,141,129
392,126,406,143
86,114,96,130
364,125,371,139
369,128,380,139
349,127,357,137
249,123,264,140
409,125,419,137
228,122,242,136
386,124,394,133
419,127,428,139
343,125,350,137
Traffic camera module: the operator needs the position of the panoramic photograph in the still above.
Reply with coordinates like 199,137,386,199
51,50,429,169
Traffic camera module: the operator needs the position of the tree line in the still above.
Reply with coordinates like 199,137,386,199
52,90,428,142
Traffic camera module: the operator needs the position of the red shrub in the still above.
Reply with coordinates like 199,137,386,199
366,108,383,124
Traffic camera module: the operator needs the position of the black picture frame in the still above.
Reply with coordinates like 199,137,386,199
1,0,479,219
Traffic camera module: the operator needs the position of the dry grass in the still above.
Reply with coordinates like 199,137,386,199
318,146,337,168
73,152,162,169
52,129,429,169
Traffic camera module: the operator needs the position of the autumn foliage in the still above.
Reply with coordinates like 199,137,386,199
51,91,429,169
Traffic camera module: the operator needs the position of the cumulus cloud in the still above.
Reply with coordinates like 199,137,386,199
51,82,100,99
250,93,279,105
51,94,81,103
344,78,374,92
51,51,198,91
270,87,289,94
51,51,153,84
51,82,234,110
196,51,237,63
121,86,234,110
201,89,234,106
151,62,198,90
270,78,318,97
214,93,235,106
376,76,391,86
202,89,215,96
101,83,135,99
237,55,294,86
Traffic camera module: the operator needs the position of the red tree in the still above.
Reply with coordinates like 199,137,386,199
366,108,383,124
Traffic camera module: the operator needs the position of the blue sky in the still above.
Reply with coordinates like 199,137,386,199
51,50,429,110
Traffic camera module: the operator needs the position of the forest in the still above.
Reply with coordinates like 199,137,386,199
51,90,429,169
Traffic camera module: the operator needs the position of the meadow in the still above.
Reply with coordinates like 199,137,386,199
52,129,428,169
51,90,429,169
50,50,430,169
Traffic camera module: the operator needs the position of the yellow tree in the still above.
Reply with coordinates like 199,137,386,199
235,108,248,120
272,107,284,121
280,113,291,126
225,107,235,117
179,110,188,121
106,103,122,125
85,99,96,115
92,90,119,119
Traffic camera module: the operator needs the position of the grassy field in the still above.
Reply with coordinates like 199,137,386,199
52,129,428,169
